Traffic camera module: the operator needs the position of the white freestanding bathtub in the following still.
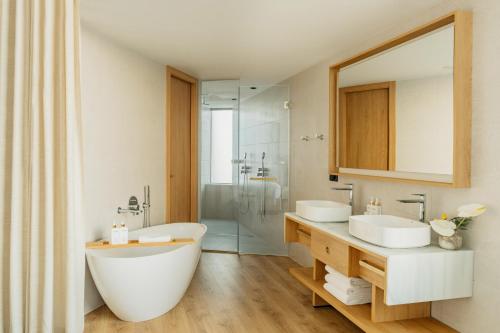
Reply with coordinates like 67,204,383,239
86,223,207,322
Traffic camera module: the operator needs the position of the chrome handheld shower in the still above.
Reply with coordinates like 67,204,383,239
257,152,268,177
239,153,250,214
258,152,267,221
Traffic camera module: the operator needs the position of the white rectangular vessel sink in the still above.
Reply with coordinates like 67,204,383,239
296,200,351,222
349,215,430,248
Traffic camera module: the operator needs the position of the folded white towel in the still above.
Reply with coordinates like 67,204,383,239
323,283,371,305
325,265,371,287
325,273,371,295
138,235,172,243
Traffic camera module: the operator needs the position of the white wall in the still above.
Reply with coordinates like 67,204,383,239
396,75,453,174
81,26,166,313
284,1,500,332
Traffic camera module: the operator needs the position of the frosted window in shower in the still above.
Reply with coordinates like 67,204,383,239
210,109,233,184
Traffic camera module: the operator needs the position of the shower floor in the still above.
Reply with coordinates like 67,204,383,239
201,219,281,254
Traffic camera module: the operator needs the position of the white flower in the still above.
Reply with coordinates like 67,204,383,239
430,219,457,237
457,204,486,218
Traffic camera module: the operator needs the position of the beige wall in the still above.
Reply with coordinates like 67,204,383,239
81,27,166,313
396,75,453,174
284,1,500,332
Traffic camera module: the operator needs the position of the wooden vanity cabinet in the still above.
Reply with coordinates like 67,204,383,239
284,213,471,332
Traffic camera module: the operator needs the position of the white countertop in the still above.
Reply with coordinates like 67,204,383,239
285,212,473,258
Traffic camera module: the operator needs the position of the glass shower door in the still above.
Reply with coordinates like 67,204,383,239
200,80,240,253
236,85,289,255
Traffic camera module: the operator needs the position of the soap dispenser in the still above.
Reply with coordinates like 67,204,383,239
373,198,383,215
365,197,383,215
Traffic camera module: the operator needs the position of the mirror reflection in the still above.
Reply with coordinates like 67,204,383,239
338,25,454,176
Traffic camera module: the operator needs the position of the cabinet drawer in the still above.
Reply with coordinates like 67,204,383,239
311,230,349,276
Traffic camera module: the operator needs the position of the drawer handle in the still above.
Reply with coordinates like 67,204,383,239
325,246,330,254
359,260,385,277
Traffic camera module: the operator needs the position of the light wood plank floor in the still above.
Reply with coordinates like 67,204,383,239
85,253,362,333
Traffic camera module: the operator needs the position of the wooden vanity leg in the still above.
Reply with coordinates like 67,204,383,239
312,292,329,307
312,258,329,307
371,287,431,322
313,258,326,280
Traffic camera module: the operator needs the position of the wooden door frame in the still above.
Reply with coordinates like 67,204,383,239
166,66,199,223
338,81,396,171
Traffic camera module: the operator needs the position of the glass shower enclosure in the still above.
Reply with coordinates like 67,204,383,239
200,80,289,255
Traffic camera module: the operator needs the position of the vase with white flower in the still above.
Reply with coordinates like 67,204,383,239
430,204,486,250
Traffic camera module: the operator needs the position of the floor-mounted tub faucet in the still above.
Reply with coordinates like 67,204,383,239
331,183,353,207
397,193,426,223
143,185,151,228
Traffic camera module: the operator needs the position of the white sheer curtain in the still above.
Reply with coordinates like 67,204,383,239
0,0,85,332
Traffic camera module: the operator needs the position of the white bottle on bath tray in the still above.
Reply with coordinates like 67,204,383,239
110,223,121,245
120,222,128,245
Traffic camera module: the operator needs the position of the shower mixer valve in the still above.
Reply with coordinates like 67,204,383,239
117,185,151,228
117,196,142,215
241,165,251,174
257,167,269,177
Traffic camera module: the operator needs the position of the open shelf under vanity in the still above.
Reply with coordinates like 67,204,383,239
284,213,472,333
289,267,456,333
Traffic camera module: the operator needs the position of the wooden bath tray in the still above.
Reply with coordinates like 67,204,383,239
86,238,195,249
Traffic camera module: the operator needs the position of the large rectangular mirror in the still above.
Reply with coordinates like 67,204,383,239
329,11,472,187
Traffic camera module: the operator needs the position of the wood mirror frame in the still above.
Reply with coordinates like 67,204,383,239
329,11,472,187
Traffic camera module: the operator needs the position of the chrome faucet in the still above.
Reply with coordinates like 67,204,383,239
331,183,353,207
397,194,426,223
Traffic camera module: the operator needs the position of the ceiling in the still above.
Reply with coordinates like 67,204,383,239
80,0,448,84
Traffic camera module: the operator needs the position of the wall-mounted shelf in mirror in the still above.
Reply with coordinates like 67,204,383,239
329,11,472,187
